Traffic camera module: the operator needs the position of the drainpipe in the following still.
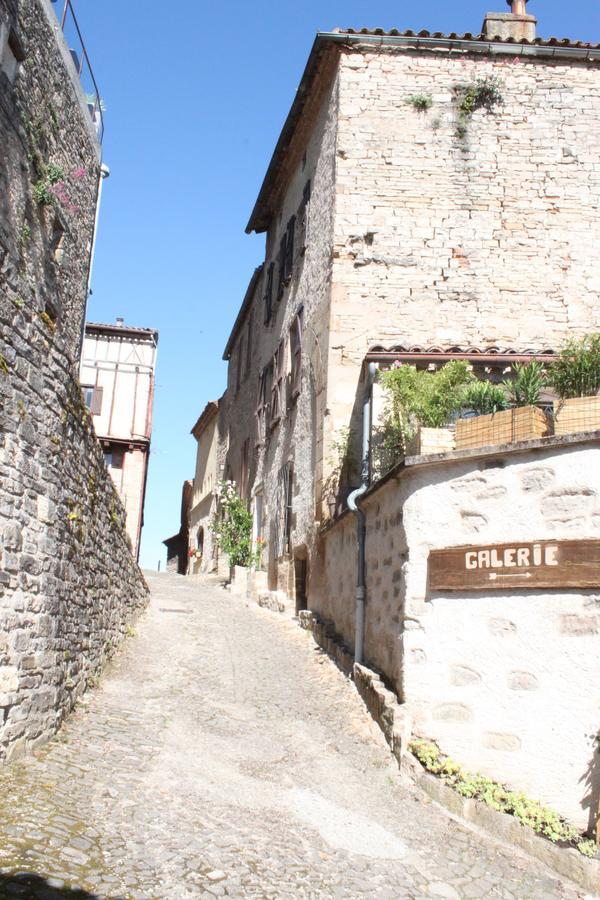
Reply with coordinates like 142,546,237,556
347,362,378,665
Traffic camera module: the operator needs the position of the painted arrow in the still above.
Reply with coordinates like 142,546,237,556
489,571,533,580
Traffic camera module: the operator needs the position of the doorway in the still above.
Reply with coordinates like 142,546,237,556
294,557,308,614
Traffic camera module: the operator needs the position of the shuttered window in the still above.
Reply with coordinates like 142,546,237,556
290,308,303,401
276,235,286,301
270,341,285,427
284,215,295,280
275,461,293,559
90,387,103,416
298,181,311,255
263,262,274,325
256,365,270,443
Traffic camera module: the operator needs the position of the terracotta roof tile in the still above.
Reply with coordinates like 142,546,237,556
338,27,600,50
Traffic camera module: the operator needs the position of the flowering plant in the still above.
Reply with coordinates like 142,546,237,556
211,480,260,568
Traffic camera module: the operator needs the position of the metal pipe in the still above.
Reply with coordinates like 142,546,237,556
347,362,378,665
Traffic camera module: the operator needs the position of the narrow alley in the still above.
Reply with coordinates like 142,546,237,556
0,574,585,899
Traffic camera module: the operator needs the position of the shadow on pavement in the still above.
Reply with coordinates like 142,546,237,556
0,872,111,899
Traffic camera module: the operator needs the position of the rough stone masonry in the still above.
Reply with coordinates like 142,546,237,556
0,0,148,761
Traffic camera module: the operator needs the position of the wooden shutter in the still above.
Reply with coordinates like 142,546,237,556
270,342,284,425
91,386,103,416
285,215,295,280
264,263,274,324
299,181,311,254
277,236,286,301
290,308,303,399
275,462,293,558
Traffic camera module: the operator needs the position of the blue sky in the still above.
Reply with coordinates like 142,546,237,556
68,0,599,569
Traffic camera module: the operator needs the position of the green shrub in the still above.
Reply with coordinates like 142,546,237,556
407,93,432,112
379,360,473,445
547,333,600,399
503,361,546,408
461,380,509,416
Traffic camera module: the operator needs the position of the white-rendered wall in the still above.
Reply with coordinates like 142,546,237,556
315,441,600,829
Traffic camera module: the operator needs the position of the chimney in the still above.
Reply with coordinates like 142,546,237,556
116,316,124,326
482,0,537,42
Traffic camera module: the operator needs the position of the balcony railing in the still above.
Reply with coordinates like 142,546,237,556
52,0,104,143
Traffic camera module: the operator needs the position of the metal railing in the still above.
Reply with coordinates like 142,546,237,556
53,0,104,143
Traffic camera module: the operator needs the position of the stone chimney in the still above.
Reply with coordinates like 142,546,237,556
482,0,537,42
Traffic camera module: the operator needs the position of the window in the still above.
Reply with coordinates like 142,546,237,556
240,438,249,500
50,217,65,265
290,307,303,402
0,25,24,84
275,461,293,558
264,263,274,324
284,215,295,281
256,366,270,444
82,385,94,409
276,234,286,301
82,385,103,416
270,341,285,427
104,447,124,470
298,181,311,255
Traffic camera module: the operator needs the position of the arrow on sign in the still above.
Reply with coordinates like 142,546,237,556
489,571,533,580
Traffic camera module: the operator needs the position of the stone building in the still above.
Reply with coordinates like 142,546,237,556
0,0,148,761
187,399,222,575
222,0,600,607
219,1,600,829
80,319,158,559
163,480,193,575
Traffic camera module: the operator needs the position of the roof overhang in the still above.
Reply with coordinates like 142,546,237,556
222,265,263,360
86,322,159,343
191,400,219,439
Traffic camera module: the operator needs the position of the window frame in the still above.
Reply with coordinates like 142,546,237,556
290,308,303,402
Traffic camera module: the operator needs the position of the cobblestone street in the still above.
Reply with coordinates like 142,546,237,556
0,574,588,899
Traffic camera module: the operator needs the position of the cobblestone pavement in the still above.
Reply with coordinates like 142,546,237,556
0,574,590,899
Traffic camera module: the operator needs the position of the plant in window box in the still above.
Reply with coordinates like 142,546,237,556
375,361,473,468
455,369,550,450
548,334,600,435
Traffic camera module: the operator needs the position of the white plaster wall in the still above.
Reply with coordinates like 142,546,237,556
402,443,600,829
315,441,600,829
80,332,156,441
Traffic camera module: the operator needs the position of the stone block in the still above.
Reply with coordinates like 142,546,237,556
482,732,522,752
450,665,481,686
0,666,18,693
432,703,473,722
508,671,539,691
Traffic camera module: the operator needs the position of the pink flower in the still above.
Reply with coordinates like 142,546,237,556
71,166,87,180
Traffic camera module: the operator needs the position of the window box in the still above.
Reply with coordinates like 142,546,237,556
455,406,549,451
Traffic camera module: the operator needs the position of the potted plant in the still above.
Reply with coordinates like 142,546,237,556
455,368,549,449
377,360,473,461
548,334,600,435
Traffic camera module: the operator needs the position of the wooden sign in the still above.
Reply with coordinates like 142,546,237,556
428,540,600,592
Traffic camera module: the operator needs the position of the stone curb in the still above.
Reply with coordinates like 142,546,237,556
298,608,600,895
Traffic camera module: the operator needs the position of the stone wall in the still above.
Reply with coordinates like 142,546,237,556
221,69,340,598
0,0,148,760
313,437,600,829
327,43,600,442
